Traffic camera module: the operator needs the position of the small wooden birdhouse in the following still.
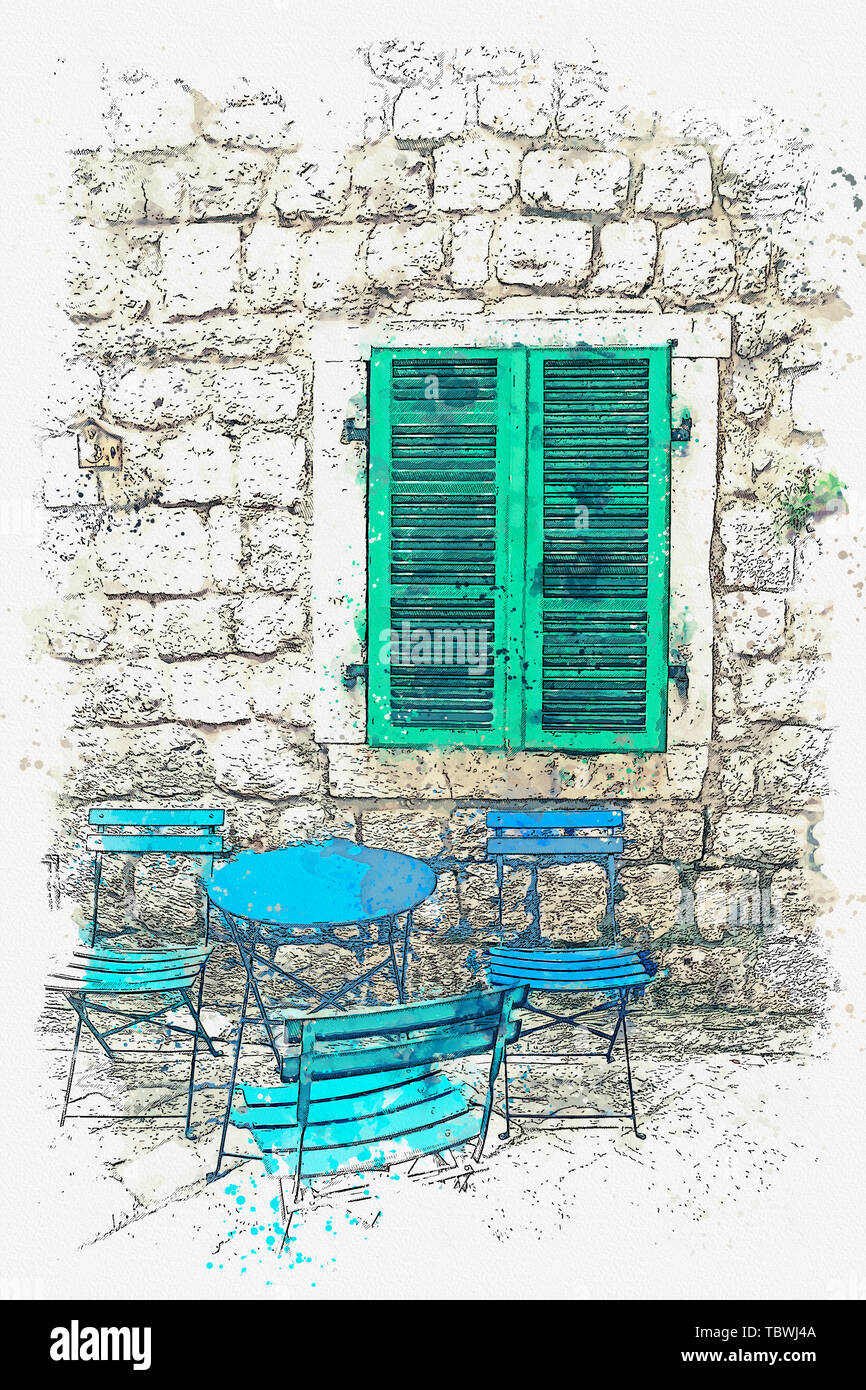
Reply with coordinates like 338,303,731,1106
76,419,123,470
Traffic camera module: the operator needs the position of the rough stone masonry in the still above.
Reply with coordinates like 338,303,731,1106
36,41,845,1049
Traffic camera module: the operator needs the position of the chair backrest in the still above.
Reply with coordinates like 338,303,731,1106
87,807,224,857
281,985,528,1087
486,810,624,942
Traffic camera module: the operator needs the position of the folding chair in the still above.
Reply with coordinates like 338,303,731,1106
214,985,528,1241
49,806,224,1132
48,946,217,1127
483,810,662,1139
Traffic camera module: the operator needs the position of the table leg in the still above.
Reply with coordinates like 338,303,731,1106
400,909,413,1004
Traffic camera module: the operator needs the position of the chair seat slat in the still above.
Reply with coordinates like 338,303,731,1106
73,947,211,965
234,1077,466,1149
488,946,639,963
237,1072,455,1129
489,969,656,992
246,1107,483,1179
487,835,624,858
87,834,223,854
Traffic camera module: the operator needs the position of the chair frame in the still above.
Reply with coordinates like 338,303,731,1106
485,810,660,1140
53,807,225,1133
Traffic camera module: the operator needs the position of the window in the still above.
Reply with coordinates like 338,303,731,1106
366,344,673,752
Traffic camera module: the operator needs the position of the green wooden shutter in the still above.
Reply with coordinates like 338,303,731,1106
523,347,671,752
368,347,524,747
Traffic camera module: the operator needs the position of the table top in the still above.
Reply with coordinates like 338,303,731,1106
204,838,437,929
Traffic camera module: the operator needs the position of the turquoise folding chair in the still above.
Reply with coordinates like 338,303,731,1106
484,810,662,1139
49,807,224,1131
219,985,527,1239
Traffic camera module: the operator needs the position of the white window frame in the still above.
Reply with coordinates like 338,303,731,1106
311,308,730,800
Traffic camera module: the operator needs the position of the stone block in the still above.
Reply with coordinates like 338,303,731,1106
392,84,467,143
434,136,519,212
712,812,810,864
521,148,630,213
152,598,234,660
102,365,211,428
44,597,119,662
738,660,826,723
208,720,319,798
449,215,494,287
202,96,294,148
168,656,255,724
242,223,302,311
695,868,760,941
478,76,552,137
496,216,592,287
211,364,304,425
298,226,368,310
751,938,830,1013
186,146,272,219
235,431,304,508
719,505,794,591
366,221,445,289
368,40,443,88
537,862,607,941
246,511,305,592
207,505,245,594
715,591,785,656
271,147,350,218
591,220,657,295
660,219,736,305
353,139,432,219
232,593,305,654
95,508,211,596
154,422,235,505
328,746,448,798
663,811,705,862
757,725,831,805
635,145,713,214
360,809,448,859
662,944,749,1007
617,865,682,942
767,867,836,938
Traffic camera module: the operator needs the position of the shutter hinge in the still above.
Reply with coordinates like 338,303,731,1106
341,418,369,445
671,411,692,444
342,662,368,689
668,662,689,698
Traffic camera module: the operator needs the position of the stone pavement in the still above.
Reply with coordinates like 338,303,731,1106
29,1027,865,1300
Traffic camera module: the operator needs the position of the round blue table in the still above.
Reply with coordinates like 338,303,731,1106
206,838,436,932
204,838,437,1062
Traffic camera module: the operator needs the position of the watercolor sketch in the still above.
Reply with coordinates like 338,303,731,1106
3,3,865,1302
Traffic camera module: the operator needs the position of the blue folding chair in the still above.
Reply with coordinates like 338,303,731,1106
218,985,528,1239
484,810,662,1139
49,807,225,1131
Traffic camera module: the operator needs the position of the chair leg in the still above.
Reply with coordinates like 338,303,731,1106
183,968,215,1140
621,1011,645,1140
207,975,250,1183
498,1042,511,1142
59,1016,83,1127
89,852,103,947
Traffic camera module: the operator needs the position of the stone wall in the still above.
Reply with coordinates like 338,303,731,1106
38,44,842,1044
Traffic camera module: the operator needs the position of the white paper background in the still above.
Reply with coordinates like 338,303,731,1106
1,0,864,1299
